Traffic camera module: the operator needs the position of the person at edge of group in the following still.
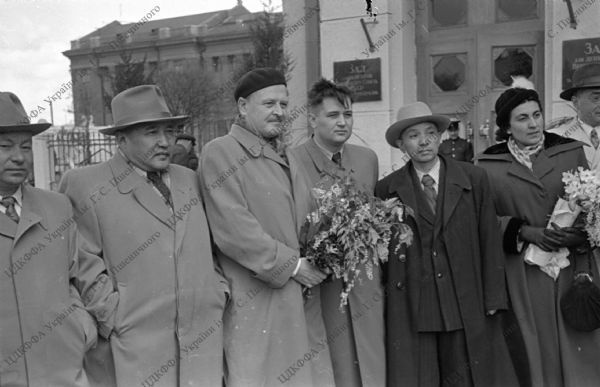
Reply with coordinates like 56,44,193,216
476,84,600,387
199,68,335,387
376,101,518,386
547,63,600,175
438,119,474,162
169,133,199,171
289,78,385,387
59,85,229,387
0,91,117,386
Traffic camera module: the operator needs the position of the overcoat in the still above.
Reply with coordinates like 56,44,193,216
477,133,600,387
59,152,228,387
0,185,113,386
200,124,334,387
289,137,385,387
375,156,516,386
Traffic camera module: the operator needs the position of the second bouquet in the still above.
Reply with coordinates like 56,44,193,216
299,172,414,309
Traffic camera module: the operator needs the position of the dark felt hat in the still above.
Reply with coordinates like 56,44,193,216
100,85,188,135
561,63,600,101
385,102,450,148
234,68,287,102
0,92,51,135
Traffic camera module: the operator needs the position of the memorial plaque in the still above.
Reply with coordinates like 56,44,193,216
333,58,382,102
563,37,600,89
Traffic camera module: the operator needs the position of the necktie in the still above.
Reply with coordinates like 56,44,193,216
1,196,20,223
591,128,599,149
332,152,342,167
147,171,172,207
421,174,437,213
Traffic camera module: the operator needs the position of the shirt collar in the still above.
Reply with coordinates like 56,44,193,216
1,185,23,214
312,135,344,160
118,149,170,183
578,118,600,135
413,157,441,187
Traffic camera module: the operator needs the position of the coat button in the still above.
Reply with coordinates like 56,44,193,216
396,281,405,290
436,272,443,278
398,254,406,262
432,250,437,257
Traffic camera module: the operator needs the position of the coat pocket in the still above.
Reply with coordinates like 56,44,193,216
113,282,129,336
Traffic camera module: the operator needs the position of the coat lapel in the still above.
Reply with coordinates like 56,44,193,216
0,214,17,239
305,137,337,175
109,152,175,230
169,168,191,254
441,158,472,229
506,160,545,190
387,163,422,227
230,124,289,167
14,185,47,243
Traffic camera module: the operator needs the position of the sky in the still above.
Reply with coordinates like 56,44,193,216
0,0,281,126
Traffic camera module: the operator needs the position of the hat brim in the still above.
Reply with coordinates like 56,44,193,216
385,115,450,148
560,84,600,101
0,123,52,136
99,115,189,135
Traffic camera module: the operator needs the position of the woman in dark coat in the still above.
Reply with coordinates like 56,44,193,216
477,87,600,387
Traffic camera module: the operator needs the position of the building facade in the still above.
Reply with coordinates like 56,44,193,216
63,2,264,143
283,0,600,176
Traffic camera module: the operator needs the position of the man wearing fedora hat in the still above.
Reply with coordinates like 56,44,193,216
548,63,600,173
375,102,516,386
200,68,334,386
59,85,228,387
0,92,118,385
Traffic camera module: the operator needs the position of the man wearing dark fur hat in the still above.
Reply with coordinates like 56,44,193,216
0,92,117,385
60,85,228,387
200,68,334,387
548,63,600,174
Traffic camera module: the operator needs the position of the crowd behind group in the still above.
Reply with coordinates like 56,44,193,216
1,63,600,387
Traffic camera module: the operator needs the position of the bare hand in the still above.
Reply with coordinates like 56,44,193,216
293,258,328,288
519,225,561,252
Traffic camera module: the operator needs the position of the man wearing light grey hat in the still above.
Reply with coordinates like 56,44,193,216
59,85,228,387
376,102,517,386
0,91,117,386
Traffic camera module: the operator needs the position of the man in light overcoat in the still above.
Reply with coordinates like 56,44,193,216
0,91,117,386
59,85,228,387
200,68,334,387
289,78,385,387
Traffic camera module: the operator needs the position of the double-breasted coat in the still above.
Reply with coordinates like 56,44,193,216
200,124,334,387
477,133,600,387
0,185,115,386
375,156,516,386
289,137,385,387
59,152,228,387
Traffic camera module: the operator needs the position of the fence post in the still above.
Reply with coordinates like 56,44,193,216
33,136,52,190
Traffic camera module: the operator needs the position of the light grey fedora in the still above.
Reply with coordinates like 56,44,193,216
385,102,450,148
100,85,188,135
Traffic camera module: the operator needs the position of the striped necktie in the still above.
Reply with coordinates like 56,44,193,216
1,196,20,223
590,128,599,149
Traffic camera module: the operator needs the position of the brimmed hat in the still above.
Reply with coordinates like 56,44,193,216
385,102,450,148
0,92,51,135
100,85,188,135
560,63,600,101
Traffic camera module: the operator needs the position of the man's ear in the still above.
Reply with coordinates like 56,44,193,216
308,111,317,130
237,97,248,116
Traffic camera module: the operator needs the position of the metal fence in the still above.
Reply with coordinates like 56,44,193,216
34,129,118,191
33,120,233,191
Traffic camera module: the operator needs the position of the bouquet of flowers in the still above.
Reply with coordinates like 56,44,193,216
563,167,600,247
299,172,414,309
